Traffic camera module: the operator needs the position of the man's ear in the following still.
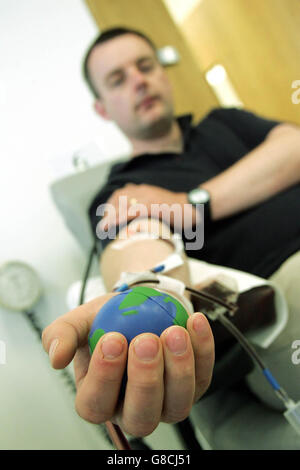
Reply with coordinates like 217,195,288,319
94,99,110,120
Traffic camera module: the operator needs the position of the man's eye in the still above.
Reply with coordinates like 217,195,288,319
110,75,124,87
112,78,123,86
139,61,155,72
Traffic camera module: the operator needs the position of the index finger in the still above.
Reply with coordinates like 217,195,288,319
42,293,117,369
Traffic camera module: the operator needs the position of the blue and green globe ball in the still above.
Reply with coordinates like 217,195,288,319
88,286,189,355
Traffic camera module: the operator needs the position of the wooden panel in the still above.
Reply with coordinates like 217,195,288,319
84,0,218,122
182,0,300,124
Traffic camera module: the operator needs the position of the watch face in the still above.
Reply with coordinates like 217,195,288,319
189,189,210,205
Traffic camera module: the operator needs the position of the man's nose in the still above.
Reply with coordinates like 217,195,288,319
129,67,148,90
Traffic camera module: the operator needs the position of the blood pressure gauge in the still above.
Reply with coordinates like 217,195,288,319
0,260,42,312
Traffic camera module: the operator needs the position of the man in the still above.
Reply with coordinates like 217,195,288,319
42,27,300,437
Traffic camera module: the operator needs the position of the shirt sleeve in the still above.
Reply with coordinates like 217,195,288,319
206,107,281,150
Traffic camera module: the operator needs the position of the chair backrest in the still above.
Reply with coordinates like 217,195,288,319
49,157,128,253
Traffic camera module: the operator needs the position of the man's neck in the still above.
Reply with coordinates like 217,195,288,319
131,119,183,157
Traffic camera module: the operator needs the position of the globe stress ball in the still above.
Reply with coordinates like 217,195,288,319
88,286,189,354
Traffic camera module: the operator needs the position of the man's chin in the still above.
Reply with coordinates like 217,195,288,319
138,113,174,140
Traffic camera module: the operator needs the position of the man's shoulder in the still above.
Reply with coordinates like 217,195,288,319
196,106,280,128
194,106,281,147
196,106,244,125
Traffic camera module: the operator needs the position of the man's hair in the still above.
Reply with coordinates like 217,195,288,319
82,27,157,99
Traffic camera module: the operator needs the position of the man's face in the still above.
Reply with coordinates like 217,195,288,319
87,34,175,140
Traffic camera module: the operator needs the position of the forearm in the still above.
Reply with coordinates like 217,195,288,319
201,123,300,220
99,218,191,293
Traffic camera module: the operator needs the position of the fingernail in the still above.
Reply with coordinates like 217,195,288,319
101,334,124,359
166,327,187,355
134,335,159,362
192,313,205,334
49,339,59,363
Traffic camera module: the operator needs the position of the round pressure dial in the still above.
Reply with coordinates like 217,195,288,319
0,261,42,311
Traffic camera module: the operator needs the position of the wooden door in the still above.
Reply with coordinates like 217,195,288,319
182,0,300,124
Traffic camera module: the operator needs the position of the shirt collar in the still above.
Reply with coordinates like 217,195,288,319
176,114,193,149
110,114,194,173
177,113,193,133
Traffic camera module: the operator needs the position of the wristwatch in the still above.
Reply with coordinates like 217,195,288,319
187,188,211,224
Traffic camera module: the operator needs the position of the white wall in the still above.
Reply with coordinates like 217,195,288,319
0,0,132,266
0,0,129,450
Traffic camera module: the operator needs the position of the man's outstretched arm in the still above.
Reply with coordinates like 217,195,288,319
42,218,215,437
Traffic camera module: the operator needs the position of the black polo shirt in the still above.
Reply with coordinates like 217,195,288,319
88,107,300,278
